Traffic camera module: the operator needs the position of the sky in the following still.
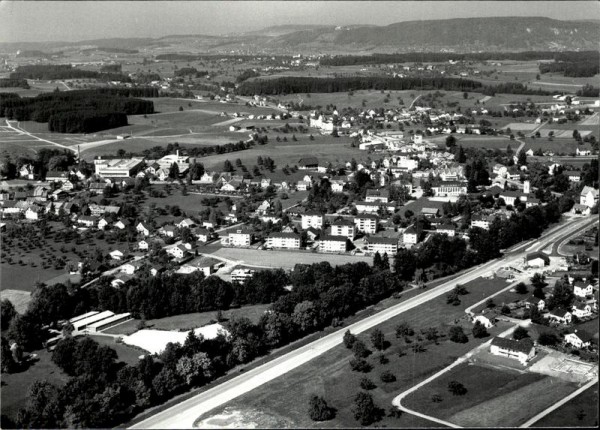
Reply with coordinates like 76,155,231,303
1,1,599,43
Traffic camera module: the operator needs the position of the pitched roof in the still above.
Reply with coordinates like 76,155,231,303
491,336,534,354
526,251,550,263
567,330,594,343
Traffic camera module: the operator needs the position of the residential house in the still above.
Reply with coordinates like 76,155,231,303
266,232,301,249
167,245,189,259
136,222,151,237
546,308,572,325
46,171,69,183
25,206,43,220
330,219,356,240
178,256,220,276
177,218,196,229
489,337,535,365
114,219,130,230
436,224,456,237
580,186,599,208
473,313,495,329
564,170,581,183
121,261,144,275
421,207,440,218
193,227,211,243
318,235,348,253
524,296,545,311
97,218,111,230
354,215,378,234
301,212,324,230
403,225,420,246
571,204,591,216
109,250,125,260
77,215,98,228
366,236,398,256
223,228,253,247
355,201,395,214
573,281,593,298
365,189,390,203
159,225,177,238
564,330,594,349
572,302,593,319
330,180,345,193
231,268,255,284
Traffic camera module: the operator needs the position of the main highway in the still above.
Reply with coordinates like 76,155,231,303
130,215,597,429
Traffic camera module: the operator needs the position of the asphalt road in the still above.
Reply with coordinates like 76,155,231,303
129,215,597,429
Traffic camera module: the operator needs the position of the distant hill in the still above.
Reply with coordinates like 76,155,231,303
1,17,598,55
271,17,600,52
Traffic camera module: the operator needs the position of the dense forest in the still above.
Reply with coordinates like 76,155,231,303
173,67,209,78
319,51,599,66
236,76,552,96
9,64,131,82
0,89,154,133
0,78,29,89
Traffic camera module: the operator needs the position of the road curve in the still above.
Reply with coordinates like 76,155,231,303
129,216,594,429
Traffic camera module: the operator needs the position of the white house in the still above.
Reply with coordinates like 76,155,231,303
167,245,188,259
572,302,593,318
318,236,348,253
524,296,545,311
330,219,356,240
223,229,253,247
580,186,599,208
489,337,535,365
354,215,378,234
403,225,420,246
136,222,151,237
266,232,301,249
546,308,572,325
301,212,324,230
436,224,456,237
366,236,398,256
564,330,594,349
473,314,495,329
109,250,125,260
573,281,594,298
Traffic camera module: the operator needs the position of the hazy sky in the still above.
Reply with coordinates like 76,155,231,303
1,1,599,43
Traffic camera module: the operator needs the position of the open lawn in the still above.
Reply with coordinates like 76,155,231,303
452,136,512,151
404,362,578,427
532,383,599,427
195,276,516,428
210,247,373,269
87,334,145,366
1,348,70,419
104,304,271,336
0,289,32,314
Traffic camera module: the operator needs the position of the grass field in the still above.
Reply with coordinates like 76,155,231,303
404,362,578,427
532,383,599,427
0,289,32,314
522,139,579,155
103,304,271,336
195,276,516,428
87,334,146,365
0,348,70,418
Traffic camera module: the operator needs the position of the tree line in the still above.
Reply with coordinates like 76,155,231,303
319,51,598,66
236,76,553,96
10,64,131,82
0,89,155,133
174,67,209,78
0,78,29,89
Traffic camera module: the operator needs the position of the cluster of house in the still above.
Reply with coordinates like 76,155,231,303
473,275,598,364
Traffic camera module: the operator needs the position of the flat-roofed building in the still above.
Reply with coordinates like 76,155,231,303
71,310,115,331
231,268,255,283
87,313,132,332
94,157,145,178
301,212,324,230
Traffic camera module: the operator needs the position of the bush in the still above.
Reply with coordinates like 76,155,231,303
472,321,489,338
513,326,529,340
352,391,384,426
352,340,371,358
448,326,468,343
538,332,560,346
431,393,443,403
515,282,528,294
380,370,396,383
343,330,356,349
350,358,372,373
308,395,336,421
360,377,376,390
448,380,467,396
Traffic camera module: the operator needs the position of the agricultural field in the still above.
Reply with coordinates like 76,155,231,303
521,139,579,155
195,276,517,428
403,362,578,427
103,304,271,336
532,383,599,427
